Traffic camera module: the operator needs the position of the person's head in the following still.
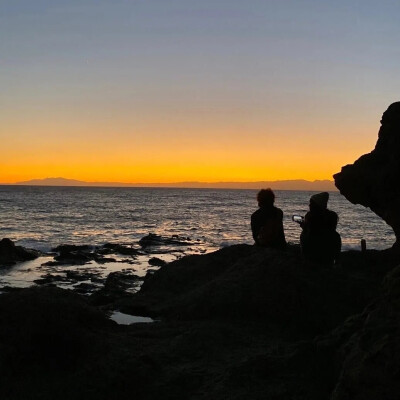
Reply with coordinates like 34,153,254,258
309,192,329,211
257,188,275,208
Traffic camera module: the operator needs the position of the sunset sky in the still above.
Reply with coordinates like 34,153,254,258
1,0,399,184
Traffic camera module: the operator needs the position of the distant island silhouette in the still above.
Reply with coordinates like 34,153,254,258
7,177,337,191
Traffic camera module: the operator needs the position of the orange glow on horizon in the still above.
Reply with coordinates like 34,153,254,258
0,111,379,184
0,145,372,184
2,1,397,187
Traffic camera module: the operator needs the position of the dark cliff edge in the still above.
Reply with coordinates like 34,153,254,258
334,102,400,252
0,243,399,400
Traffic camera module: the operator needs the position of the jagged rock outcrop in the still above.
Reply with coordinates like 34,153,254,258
0,238,39,267
334,102,400,251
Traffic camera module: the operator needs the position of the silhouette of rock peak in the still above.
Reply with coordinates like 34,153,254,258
376,102,400,151
334,102,400,252
380,101,400,124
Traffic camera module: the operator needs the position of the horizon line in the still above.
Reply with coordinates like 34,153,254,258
0,177,338,191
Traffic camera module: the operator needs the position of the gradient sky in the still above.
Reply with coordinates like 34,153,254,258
1,0,399,183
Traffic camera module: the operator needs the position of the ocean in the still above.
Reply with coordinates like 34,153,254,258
0,185,395,252
0,186,395,291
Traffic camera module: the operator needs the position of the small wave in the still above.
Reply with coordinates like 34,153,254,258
219,240,252,248
15,239,53,253
1,187,396,252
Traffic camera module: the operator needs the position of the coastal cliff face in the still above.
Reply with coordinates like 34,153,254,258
334,102,400,250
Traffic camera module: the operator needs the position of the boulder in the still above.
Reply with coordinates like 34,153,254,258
0,287,112,373
334,102,400,251
148,257,167,267
0,238,39,267
139,233,192,248
123,245,382,339
52,244,93,265
89,271,142,306
101,243,140,256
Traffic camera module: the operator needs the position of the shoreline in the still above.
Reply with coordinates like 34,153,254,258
0,242,399,399
0,235,212,295
0,233,394,295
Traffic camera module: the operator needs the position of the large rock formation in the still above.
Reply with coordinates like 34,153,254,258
334,102,400,251
0,238,39,267
0,245,399,399
121,245,378,337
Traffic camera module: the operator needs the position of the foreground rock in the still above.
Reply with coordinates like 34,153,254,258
329,264,400,399
0,287,112,371
0,238,39,267
334,102,400,252
90,271,143,306
0,245,399,399
120,245,388,337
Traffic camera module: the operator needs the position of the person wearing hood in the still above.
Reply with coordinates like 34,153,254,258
300,192,341,265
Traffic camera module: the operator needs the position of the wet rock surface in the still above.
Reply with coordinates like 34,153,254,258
334,102,400,251
139,233,196,248
48,244,123,266
0,238,39,267
89,271,142,306
101,242,140,256
10,234,209,296
1,244,399,399
148,257,167,267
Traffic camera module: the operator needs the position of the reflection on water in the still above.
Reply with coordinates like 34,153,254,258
0,252,171,291
110,311,154,325
0,257,52,288
0,186,395,252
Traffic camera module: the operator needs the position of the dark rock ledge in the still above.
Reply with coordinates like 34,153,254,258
0,243,399,400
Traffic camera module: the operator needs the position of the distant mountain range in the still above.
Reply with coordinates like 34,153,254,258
8,177,338,191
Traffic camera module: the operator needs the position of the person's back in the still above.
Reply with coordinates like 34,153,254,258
303,207,337,234
251,189,286,250
300,192,341,265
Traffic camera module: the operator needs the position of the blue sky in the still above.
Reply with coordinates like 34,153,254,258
1,0,399,182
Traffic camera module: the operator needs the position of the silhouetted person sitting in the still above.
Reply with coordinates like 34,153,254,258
251,189,286,250
300,192,341,265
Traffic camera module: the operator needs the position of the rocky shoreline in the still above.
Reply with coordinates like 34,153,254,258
0,233,206,295
0,243,399,399
1,102,400,399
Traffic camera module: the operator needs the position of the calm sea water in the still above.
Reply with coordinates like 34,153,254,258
0,186,395,252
